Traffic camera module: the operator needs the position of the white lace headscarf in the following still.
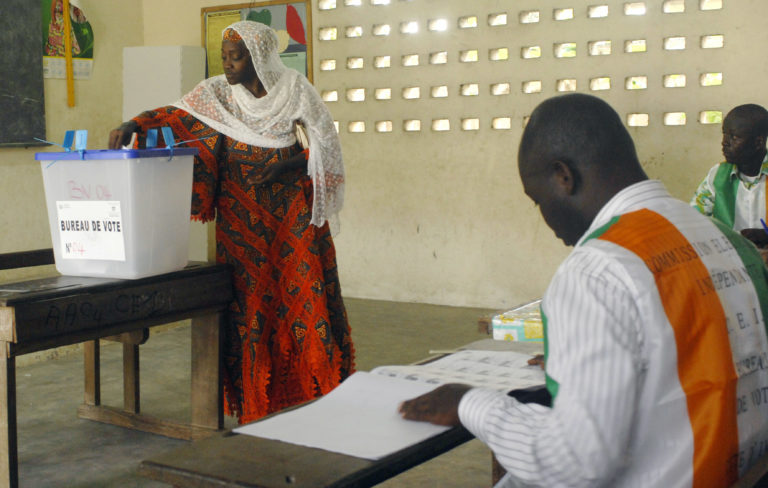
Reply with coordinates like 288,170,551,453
174,20,344,232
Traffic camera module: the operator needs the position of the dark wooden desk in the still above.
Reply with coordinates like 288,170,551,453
139,340,542,488
0,260,233,488
139,420,473,488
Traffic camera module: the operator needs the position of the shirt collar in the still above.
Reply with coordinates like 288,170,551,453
728,152,768,180
576,180,671,246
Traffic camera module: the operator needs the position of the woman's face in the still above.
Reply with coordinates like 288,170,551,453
221,40,258,86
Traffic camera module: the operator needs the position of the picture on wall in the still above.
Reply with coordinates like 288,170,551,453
41,0,94,79
202,1,311,81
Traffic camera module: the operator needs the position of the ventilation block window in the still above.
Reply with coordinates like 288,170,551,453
346,88,365,102
625,39,647,53
589,40,611,56
699,111,723,124
627,113,649,127
625,76,647,90
348,121,366,132
663,74,686,88
519,11,540,24
624,2,647,15
319,27,338,41
375,121,393,132
404,120,421,132
522,81,542,93
374,56,391,68
588,5,609,18
345,26,363,38
321,90,338,102
320,59,337,71
664,112,687,125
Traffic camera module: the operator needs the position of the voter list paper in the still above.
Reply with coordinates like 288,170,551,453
233,350,544,460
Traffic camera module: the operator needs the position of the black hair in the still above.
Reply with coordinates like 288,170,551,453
728,104,768,138
518,94,641,176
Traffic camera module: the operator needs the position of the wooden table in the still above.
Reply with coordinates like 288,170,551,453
139,340,542,488
0,259,233,488
141,421,473,488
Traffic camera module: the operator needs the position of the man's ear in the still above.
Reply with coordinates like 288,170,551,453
755,134,767,151
552,160,579,196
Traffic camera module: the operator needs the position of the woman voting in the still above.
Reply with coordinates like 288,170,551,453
109,21,354,424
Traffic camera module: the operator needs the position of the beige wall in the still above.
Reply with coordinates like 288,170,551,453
314,0,768,308
0,1,143,259
4,1,768,310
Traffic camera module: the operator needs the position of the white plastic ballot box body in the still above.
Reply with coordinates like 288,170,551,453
36,147,197,279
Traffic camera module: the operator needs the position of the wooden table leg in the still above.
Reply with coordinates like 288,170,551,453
79,323,222,440
123,342,140,414
104,330,146,414
83,340,100,406
0,341,18,488
190,313,222,433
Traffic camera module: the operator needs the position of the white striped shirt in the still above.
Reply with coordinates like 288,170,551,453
458,180,768,487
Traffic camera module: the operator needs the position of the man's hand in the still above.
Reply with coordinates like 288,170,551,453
398,383,472,426
108,121,138,149
741,228,768,247
528,354,545,370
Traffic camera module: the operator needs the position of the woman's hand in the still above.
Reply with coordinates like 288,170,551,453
247,161,287,186
247,150,308,187
108,121,138,149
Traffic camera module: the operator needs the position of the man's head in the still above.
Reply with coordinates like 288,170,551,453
722,104,768,175
518,94,647,246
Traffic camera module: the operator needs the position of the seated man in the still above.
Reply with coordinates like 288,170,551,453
692,103,768,246
400,94,768,487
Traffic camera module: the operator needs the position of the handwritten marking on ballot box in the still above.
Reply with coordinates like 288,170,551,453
56,201,126,261
67,180,113,200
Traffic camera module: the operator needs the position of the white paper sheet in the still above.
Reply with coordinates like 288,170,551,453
233,371,451,460
233,350,546,460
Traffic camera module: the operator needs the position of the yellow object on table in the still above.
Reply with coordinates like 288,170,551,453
491,299,543,342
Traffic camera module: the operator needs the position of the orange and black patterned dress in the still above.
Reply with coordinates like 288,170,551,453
132,107,355,423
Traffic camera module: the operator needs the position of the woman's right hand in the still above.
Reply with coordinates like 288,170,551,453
108,121,138,149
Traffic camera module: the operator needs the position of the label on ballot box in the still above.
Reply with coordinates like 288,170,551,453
56,201,125,261
492,299,544,342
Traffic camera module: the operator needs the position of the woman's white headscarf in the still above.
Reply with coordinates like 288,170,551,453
174,21,344,232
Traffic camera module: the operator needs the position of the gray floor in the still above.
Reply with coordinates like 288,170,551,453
17,297,499,487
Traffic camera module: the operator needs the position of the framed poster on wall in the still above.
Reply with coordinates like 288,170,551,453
201,1,312,82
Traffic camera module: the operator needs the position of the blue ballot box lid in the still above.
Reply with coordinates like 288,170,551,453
35,148,198,160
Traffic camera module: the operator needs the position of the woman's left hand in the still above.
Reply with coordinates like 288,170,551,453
248,162,286,186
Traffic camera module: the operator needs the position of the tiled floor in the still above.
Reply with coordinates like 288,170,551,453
16,297,498,487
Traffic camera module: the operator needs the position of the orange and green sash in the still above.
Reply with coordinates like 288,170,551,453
544,208,768,486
